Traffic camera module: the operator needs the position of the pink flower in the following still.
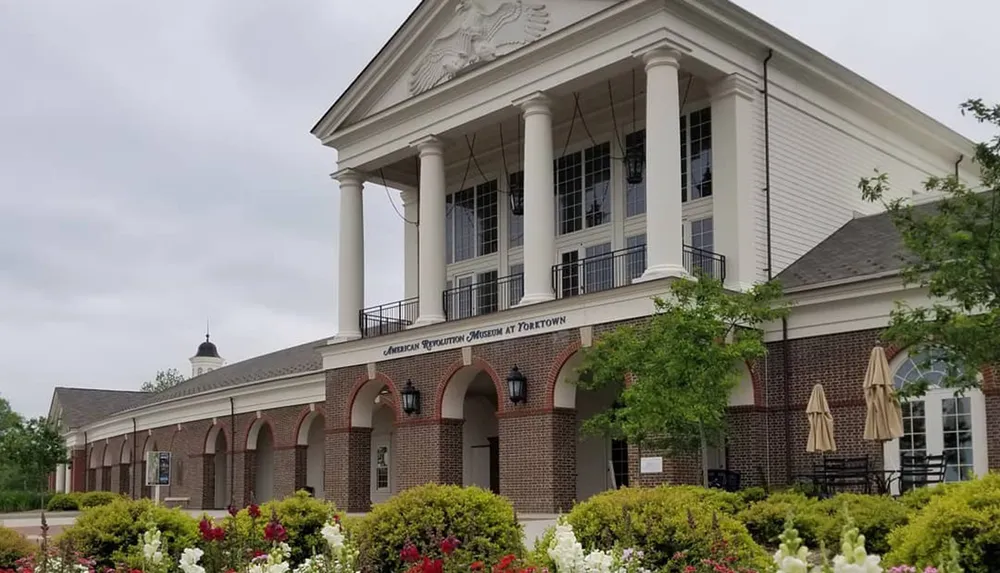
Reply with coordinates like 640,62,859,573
248,504,261,519
400,543,420,563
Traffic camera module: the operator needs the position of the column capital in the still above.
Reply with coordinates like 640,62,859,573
411,135,445,156
331,168,366,186
633,39,688,70
400,188,418,207
512,91,551,118
710,73,757,102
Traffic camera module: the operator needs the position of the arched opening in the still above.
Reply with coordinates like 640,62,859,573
119,442,132,496
371,403,394,503
885,349,988,492
248,422,275,503
296,412,326,499
102,444,115,492
555,352,624,502
205,425,229,508
89,445,103,491
442,367,500,493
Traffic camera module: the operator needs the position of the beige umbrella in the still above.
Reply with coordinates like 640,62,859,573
863,346,905,441
806,384,837,453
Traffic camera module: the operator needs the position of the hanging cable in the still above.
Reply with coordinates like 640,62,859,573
606,80,625,156
378,168,418,226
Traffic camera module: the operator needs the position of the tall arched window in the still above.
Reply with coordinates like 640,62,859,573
886,350,987,488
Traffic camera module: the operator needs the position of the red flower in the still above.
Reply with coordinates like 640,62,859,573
439,536,460,556
400,543,420,563
248,504,261,519
227,505,238,517
131,569,143,573
470,562,484,571
264,520,287,543
253,551,267,559
496,554,517,572
421,557,443,573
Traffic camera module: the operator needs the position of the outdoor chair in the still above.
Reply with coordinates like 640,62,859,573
814,455,871,495
897,453,947,493
707,468,742,492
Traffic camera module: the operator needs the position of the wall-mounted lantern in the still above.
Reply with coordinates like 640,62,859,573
506,366,527,404
401,380,420,415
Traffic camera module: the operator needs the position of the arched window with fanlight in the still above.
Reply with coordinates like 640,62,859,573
885,349,988,491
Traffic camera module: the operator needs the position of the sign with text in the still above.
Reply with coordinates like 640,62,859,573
382,315,568,357
145,451,171,486
639,456,663,474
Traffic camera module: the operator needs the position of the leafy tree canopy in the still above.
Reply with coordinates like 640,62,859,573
141,368,187,393
860,99,1000,397
576,276,789,454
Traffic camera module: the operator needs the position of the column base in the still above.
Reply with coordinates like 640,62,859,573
410,314,445,328
634,264,690,283
333,331,362,343
516,293,555,307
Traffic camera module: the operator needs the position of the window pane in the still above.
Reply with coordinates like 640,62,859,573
457,276,473,319
941,396,974,482
508,263,524,307
560,251,579,297
625,130,646,217
689,108,713,200
584,243,613,293
556,152,583,235
476,270,498,315
626,234,647,281
680,116,688,203
453,188,476,262
893,350,962,390
476,180,498,256
509,171,524,248
584,143,611,228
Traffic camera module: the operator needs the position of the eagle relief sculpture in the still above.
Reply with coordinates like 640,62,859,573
409,0,550,95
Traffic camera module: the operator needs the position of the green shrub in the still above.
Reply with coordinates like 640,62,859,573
59,498,199,568
0,491,44,513
0,526,36,568
737,486,768,505
78,491,119,508
354,484,523,572
228,490,337,565
815,493,908,555
887,474,1000,572
737,492,825,548
565,486,770,571
897,482,954,512
46,493,81,512
525,525,556,571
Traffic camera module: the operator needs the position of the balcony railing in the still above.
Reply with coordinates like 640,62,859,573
359,297,418,338
551,244,725,299
443,272,524,321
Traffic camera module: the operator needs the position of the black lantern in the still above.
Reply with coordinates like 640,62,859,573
401,379,420,415
508,174,524,216
624,146,645,185
506,366,527,404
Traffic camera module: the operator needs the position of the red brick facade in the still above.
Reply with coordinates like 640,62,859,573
69,323,1000,512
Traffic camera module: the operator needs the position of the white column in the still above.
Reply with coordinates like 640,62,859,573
333,169,365,341
401,189,420,300
711,73,759,290
55,463,66,493
514,92,556,305
636,45,688,282
413,136,447,326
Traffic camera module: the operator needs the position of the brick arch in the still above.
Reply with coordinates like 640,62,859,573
295,406,326,446
436,356,505,420
89,443,104,469
245,417,277,451
119,439,132,464
547,342,583,409
102,442,115,467
204,423,230,455
346,372,401,428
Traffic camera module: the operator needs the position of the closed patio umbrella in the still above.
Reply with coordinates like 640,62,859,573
863,346,905,441
806,383,837,453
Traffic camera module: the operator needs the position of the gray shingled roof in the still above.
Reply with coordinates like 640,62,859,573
777,205,933,289
53,388,150,429
130,337,326,410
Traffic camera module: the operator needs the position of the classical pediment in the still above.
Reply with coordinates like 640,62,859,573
315,0,621,137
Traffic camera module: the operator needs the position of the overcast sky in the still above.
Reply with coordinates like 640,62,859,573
1,0,996,417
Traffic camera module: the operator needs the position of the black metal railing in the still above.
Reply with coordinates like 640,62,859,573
443,273,524,321
359,298,418,338
684,244,727,282
551,244,726,299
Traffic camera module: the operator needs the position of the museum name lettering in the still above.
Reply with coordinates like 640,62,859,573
382,315,568,357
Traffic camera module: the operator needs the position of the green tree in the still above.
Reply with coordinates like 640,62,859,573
0,395,24,490
577,276,789,455
860,99,1000,397
140,368,187,393
0,417,67,492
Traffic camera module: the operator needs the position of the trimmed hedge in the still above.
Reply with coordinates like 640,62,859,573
58,498,199,568
887,473,1000,572
0,526,35,568
565,486,771,571
354,484,523,572
46,493,81,512
738,492,824,547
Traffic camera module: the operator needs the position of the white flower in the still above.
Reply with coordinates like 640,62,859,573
322,522,346,550
142,528,164,565
178,548,205,573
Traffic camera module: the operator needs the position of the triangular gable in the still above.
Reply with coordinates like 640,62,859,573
312,0,620,140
